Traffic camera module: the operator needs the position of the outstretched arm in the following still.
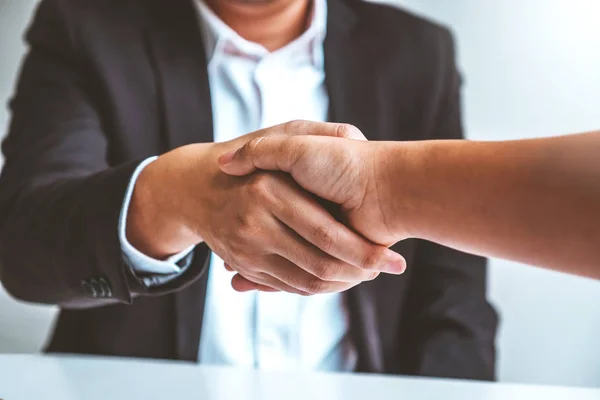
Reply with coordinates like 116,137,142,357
219,130,600,280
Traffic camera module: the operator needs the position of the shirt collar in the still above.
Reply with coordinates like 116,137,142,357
194,0,327,67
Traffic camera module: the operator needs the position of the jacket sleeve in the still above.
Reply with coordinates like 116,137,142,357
396,28,498,381
0,0,209,309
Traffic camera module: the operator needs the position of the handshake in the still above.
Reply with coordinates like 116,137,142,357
128,120,419,295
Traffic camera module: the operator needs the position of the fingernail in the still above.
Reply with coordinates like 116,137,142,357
218,150,236,165
384,253,406,274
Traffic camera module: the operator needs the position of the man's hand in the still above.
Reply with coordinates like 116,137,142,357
218,133,408,247
127,121,406,295
220,129,600,281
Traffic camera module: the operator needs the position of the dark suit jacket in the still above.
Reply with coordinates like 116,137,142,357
0,0,497,380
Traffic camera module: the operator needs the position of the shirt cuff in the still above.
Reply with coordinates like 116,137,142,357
119,157,196,286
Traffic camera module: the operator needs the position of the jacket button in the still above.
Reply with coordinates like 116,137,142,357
81,280,98,298
98,278,112,298
90,279,105,298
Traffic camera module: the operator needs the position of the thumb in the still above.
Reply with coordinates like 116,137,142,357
290,121,367,141
218,122,367,176
218,136,297,176
249,120,367,141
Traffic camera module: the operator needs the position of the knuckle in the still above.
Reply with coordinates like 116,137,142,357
335,123,362,139
248,173,275,201
254,271,274,285
236,213,263,237
280,136,302,157
239,260,270,280
277,137,305,171
245,137,265,155
368,271,380,281
248,172,270,190
231,254,252,270
285,119,307,134
223,239,245,258
311,225,337,253
362,248,386,270
312,258,340,281
302,277,329,295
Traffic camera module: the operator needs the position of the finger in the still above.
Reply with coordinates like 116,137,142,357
218,135,297,176
224,257,299,294
270,218,379,283
255,120,367,141
280,120,367,141
233,265,312,295
231,275,280,293
232,270,304,294
218,120,366,175
268,177,406,274
228,254,312,295
257,254,357,295
229,202,376,288
231,275,261,292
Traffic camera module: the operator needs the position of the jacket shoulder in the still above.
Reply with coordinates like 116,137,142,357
32,0,151,33
350,0,455,51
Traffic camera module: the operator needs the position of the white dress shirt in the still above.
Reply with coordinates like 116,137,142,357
119,0,357,372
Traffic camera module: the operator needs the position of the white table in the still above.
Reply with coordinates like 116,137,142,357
1,355,599,400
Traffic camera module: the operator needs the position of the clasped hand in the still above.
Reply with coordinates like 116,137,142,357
127,121,405,295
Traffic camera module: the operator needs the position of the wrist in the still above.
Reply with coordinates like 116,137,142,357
126,156,202,260
375,141,432,241
126,134,267,260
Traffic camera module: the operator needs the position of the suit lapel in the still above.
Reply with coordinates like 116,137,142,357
325,0,385,372
325,0,384,141
146,0,214,150
145,0,213,361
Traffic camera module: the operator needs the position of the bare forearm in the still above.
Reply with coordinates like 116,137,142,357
383,131,600,278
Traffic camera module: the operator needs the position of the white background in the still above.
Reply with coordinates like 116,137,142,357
1,0,599,388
